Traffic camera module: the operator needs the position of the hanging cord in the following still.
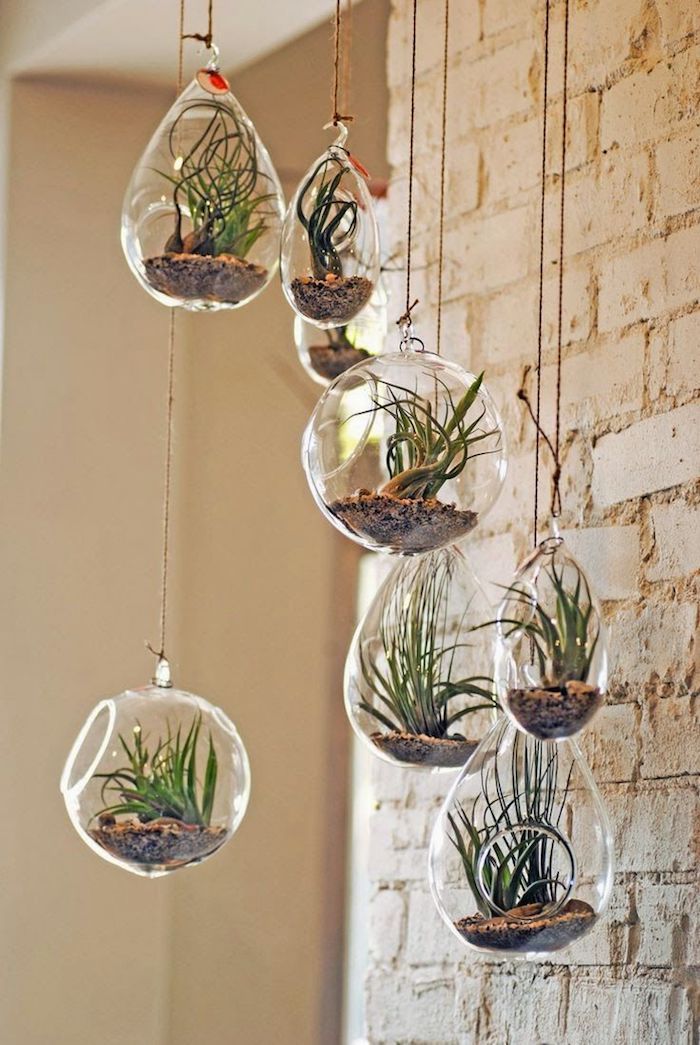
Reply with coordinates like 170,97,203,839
341,0,353,119
331,0,354,125
533,0,551,545
435,0,450,356
397,0,419,336
182,0,214,49
554,0,570,470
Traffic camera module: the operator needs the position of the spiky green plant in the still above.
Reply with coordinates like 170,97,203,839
359,553,497,738
160,99,276,258
349,371,500,500
297,152,358,279
93,714,218,827
498,560,599,686
448,723,573,916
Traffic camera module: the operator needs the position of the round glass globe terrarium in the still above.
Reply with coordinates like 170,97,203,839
302,349,506,554
494,519,607,740
428,718,613,958
345,545,498,770
61,662,250,877
280,124,380,330
121,58,285,311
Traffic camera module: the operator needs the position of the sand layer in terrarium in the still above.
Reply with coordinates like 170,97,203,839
90,817,228,868
330,491,478,552
291,275,373,323
455,898,595,951
371,730,477,768
308,342,370,380
508,681,602,739
144,253,267,303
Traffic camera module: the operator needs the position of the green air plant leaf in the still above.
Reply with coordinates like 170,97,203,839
447,723,574,917
92,713,219,828
296,152,359,279
157,97,275,259
358,554,498,739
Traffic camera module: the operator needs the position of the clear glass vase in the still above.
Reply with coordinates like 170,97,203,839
302,348,507,554
295,277,388,385
280,124,380,329
428,718,613,958
121,58,284,311
494,519,608,739
61,665,250,877
345,545,498,770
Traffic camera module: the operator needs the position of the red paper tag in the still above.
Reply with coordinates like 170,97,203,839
348,153,371,180
196,68,230,95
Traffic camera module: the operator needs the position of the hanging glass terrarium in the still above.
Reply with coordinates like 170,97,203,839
295,276,388,385
280,123,380,329
122,54,284,311
429,718,613,958
302,347,506,554
345,545,498,770
493,519,607,740
60,659,250,877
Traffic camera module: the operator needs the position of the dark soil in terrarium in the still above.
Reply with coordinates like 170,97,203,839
90,817,228,868
308,342,370,380
508,681,602,739
330,491,478,552
291,275,373,323
144,253,267,303
455,899,595,952
371,731,477,768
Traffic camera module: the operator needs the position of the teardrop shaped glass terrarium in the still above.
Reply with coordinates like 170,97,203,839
302,349,507,554
122,57,284,311
345,545,498,770
429,718,613,958
494,519,607,740
295,275,388,385
60,659,251,877
281,123,380,329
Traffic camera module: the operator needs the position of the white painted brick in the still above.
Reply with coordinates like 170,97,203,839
460,967,566,1042
562,524,640,600
635,882,700,967
666,310,700,401
365,966,460,1043
579,702,641,783
569,0,658,92
598,225,700,332
648,501,700,581
565,976,694,1045
442,204,532,299
609,781,698,873
608,600,697,690
656,0,700,48
562,152,651,256
368,888,406,964
405,889,463,965
656,132,700,220
592,402,700,507
464,531,516,602
641,695,700,779
601,47,700,151
473,39,538,128
565,882,632,966
368,807,431,882
481,0,537,37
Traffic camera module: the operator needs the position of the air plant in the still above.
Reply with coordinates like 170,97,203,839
160,99,275,258
93,714,218,828
350,371,501,501
296,152,358,279
359,554,497,739
448,723,573,917
498,560,599,686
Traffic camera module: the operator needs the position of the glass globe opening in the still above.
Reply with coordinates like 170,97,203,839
121,71,284,311
428,719,613,958
61,684,251,877
494,527,608,739
345,545,498,770
302,350,507,554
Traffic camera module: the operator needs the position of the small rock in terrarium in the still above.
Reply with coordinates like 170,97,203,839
281,126,380,330
304,351,506,554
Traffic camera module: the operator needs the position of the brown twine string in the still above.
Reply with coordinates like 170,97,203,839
435,0,450,356
533,0,551,545
151,312,177,664
555,0,570,470
182,0,214,50
341,0,353,119
402,0,419,324
331,0,353,125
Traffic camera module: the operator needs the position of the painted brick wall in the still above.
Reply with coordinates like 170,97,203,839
365,1,699,1041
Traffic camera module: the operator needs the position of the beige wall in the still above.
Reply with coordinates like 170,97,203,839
0,3,388,1044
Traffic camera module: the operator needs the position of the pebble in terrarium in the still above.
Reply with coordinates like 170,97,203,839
429,718,613,957
281,123,380,329
345,545,498,770
122,56,284,310
492,518,607,740
302,344,507,554
60,659,250,877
